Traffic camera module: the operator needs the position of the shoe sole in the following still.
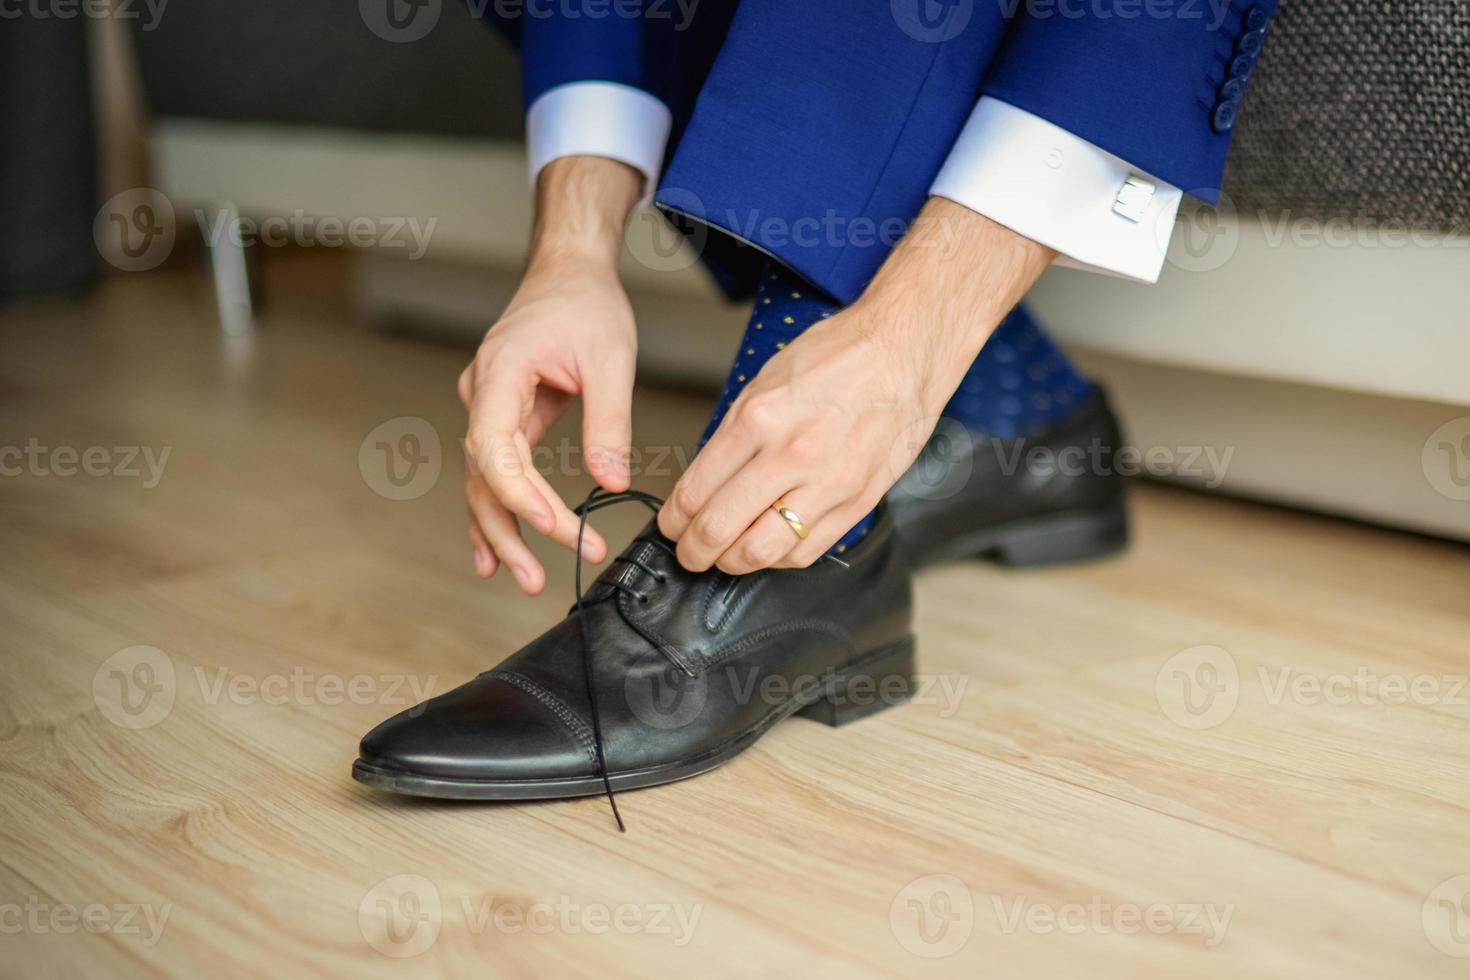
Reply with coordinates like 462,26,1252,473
351,635,916,801
914,499,1129,570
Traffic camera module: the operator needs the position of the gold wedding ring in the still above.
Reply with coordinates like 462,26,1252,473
772,499,809,540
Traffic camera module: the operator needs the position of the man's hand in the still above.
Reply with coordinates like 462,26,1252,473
461,156,642,595
657,312,929,572
658,199,1058,573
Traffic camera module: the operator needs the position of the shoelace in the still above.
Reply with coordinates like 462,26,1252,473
568,485,851,831
572,486,667,832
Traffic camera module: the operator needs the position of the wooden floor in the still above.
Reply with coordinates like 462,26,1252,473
4,259,1470,979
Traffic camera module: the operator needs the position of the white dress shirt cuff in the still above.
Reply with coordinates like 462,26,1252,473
526,81,672,207
930,96,1183,283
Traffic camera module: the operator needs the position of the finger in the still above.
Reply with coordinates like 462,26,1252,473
466,371,557,536
467,518,498,578
461,361,565,435
465,467,546,595
519,453,607,562
466,380,597,558
775,497,874,569
461,368,567,522
675,457,791,573
457,364,475,408
658,398,762,542
715,508,800,575
580,351,634,492
717,486,838,574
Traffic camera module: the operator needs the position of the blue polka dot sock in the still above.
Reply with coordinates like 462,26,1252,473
944,304,1093,439
698,263,876,557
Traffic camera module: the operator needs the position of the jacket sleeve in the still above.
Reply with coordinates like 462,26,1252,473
477,0,735,197
979,0,1278,202
479,0,646,107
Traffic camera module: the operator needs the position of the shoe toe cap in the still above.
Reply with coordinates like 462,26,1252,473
357,672,596,782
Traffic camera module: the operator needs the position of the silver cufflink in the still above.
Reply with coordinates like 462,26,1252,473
1112,175,1156,223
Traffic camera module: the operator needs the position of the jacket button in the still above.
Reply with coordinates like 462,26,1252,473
1219,77,1247,102
1228,53,1256,79
1237,29,1265,56
1211,99,1240,134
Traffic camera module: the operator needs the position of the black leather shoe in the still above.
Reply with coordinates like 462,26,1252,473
353,494,913,818
887,388,1129,569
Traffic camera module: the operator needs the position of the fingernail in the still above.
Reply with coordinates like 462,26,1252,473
512,565,532,590
474,547,490,575
529,511,554,535
581,537,602,561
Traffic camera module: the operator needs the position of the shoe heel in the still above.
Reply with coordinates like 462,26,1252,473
994,502,1129,567
797,636,916,727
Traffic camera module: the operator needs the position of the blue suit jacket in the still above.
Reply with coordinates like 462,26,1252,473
484,0,1276,303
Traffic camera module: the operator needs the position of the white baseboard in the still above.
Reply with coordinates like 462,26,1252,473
1070,349,1470,542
